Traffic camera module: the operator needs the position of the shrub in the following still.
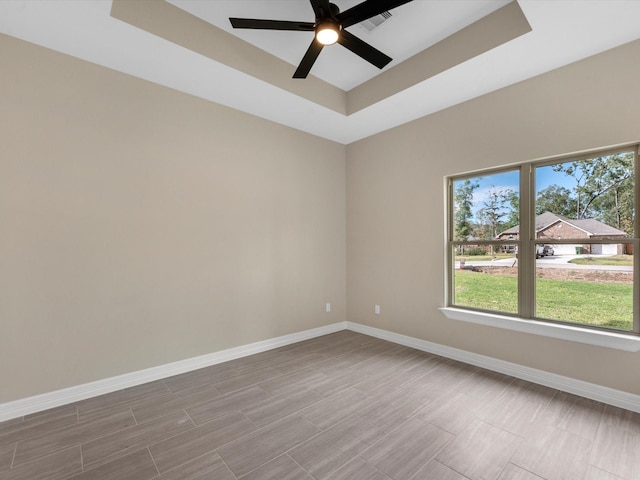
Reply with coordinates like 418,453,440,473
466,247,489,256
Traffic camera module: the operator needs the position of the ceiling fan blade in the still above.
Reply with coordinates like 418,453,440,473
309,0,332,19
229,18,314,31
293,39,324,78
337,30,391,69
336,0,414,28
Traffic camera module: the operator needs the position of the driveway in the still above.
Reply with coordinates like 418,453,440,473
457,254,632,272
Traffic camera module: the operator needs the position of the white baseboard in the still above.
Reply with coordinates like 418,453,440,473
3,319,639,422
0,322,347,422
346,321,640,414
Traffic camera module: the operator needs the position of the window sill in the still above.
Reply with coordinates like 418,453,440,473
439,307,640,352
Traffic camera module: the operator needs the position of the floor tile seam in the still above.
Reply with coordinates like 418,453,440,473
353,371,432,399
433,455,480,480
217,450,240,480
212,374,288,397
419,416,462,437
423,388,477,418
590,411,616,459
432,459,475,479
8,444,83,475
9,442,16,470
133,389,222,418
147,446,161,478
357,415,456,479
54,409,138,447
473,417,528,442
165,368,255,393
252,376,319,397
187,404,259,429
84,407,196,444
181,397,267,426
238,387,326,430
148,443,216,476
502,461,549,480
404,452,461,480
174,410,291,461
77,387,172,416
231,452,304,480
79,411,200,470
587,465,628,480
553,418,606,444
308,345,372,371
587,421,636,480
353,455,395,480
285,452,319,480
450,374,519,401
82,443,172,472
496,427,534,479
271,353,340,374
130,401,207,427
131,407,139,425
77,397,172,423
151,449,226,479
237,409,263,430
0,412,81,445
280,412,390,476
297,387,376,426
13,436,86,468
279,412,363,458
17,405,80,423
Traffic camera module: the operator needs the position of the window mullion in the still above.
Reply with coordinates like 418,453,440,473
634,147,640,333
518,163,535,318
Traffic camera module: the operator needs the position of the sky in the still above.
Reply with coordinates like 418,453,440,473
460,163,577,216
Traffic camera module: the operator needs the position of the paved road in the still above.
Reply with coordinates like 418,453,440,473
457,254,633,272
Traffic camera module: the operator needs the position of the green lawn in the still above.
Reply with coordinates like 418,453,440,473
454,270,633,330
569,255,633,266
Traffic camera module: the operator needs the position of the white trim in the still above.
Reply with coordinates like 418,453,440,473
439,307,640,352
0,322,347,422
346,321,640,413
3,319,640,422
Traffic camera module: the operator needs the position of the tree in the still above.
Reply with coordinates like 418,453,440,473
502,189,519,231
536,184,577,217
475,186,516,254
552,154,633,223
453,179,479,241
592,171,635,235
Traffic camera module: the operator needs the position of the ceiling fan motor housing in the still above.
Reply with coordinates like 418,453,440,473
315,19,340,45
229,0,412,78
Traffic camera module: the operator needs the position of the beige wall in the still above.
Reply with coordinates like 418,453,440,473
0,35,346,403
3,31,640,406
347,39,640,395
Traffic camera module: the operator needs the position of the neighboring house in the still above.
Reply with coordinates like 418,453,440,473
497,212,628,255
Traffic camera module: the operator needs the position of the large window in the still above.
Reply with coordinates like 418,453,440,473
447,146,639,335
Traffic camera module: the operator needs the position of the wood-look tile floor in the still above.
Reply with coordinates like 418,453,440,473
2,330,640,480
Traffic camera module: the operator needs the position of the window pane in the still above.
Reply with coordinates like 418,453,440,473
535,153,634,239
535,243,633,330
453,245,518,313
453,171,520,242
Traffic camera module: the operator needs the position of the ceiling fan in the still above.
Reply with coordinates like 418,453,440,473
229,0,414,79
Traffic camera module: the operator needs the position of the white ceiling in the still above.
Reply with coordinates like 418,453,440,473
168,0,511,91
2,1,640,144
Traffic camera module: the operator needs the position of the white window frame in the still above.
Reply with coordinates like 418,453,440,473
443,145,640,351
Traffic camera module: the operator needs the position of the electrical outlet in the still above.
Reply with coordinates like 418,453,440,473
374,305,380,315
326,303,331,313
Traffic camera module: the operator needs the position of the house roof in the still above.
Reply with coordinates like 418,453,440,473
2,1,640,144
499,212,627,237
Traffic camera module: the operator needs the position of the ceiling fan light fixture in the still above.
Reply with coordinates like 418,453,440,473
316,21,339,45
